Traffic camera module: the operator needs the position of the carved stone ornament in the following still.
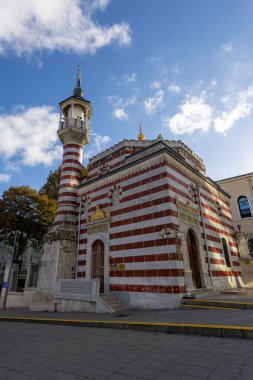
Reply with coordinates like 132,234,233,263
57,126,90,146
176,199,200,216
89,205,110,222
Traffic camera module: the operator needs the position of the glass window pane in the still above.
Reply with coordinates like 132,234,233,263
238,196,252,218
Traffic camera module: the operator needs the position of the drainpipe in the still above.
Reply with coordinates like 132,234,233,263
196,186,213,287
75,199,83,279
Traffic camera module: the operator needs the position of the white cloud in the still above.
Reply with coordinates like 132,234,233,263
0,173,11,182
107,95,136,120
221,41,234,53
214,85,253,134
168,83,181,93
210,79,217,88
84,132,111,159
112,108,128,120
151,81,161,90
0,0,131,56
121,73,137,84
0,106,62,166
164,95,212,135
143,89,164,114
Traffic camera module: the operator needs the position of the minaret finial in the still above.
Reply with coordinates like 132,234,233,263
138,123,145,140
73,65,83,98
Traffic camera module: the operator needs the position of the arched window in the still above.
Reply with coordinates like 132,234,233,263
248,239,253,257
238,196,252,218
222,238,231,267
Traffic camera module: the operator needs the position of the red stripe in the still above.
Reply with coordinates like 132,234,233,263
110,269,184,277
59,183,77,189
78,260,86,266
64,143,82,149
212,270,241,277
58,191,77,198
88,149,134,171
110,238,177,252
77,272,86,277
61,166,81,174
201,223,234,239
110,223,178,240
57,200,77,206
210,258,225,265
110,253,178,264
60,174,80,181
111,209,178,228
62,159,81,165
56,210,78,216
109,284,185,294
202,213,234,231
207,246,223,254
63,151,80,157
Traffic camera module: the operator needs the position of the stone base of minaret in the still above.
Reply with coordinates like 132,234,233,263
30,227,77,311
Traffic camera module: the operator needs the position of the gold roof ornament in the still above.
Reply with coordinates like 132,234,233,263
138,123,145,141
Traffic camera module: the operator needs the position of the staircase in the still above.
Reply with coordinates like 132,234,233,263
180,297,253,310
97,295,125,314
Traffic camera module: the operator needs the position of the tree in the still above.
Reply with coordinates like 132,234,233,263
0,186,56,261
39,166,61,200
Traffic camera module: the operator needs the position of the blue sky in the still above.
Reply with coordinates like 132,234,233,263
0,0,253,196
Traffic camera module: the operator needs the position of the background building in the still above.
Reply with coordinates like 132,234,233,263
218,173,253,287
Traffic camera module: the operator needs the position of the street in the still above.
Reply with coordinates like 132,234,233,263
0,322,253,379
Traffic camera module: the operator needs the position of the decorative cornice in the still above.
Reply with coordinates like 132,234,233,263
176,198,200,215
88,137,204,166
57,126,90,146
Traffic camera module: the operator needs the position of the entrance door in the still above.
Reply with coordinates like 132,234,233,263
187,229,202,289
91,240,105,293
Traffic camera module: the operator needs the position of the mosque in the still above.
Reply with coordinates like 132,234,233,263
31,70,243,312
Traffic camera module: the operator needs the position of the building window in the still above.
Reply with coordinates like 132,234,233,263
238,196,252,218
221,238,231,267
248,239,253,258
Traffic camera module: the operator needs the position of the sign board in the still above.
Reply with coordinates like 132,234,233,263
2,281,7,289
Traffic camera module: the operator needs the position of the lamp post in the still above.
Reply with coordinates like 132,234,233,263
1,230,26,311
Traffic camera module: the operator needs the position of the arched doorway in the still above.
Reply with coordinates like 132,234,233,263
187,229,202,289
91,240,105,293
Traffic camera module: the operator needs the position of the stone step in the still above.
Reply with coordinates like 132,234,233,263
100,295,125,313
180,298,253,309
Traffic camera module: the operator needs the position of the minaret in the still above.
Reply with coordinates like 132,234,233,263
54,66,92,229
31,68,92,311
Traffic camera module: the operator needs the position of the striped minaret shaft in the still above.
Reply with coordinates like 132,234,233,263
53,66,92,229
54,143,83,228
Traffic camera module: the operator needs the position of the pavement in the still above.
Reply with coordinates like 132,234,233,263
1,295,253,339
2,321,253,379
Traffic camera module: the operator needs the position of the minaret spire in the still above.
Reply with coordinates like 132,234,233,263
138,123,145,140
73,65,83,98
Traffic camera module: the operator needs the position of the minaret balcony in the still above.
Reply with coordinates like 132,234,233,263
59,117,87,131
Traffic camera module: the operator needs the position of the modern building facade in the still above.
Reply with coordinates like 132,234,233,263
31,73,243,312
218,173,253,287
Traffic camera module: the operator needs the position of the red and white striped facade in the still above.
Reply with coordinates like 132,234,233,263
75,138,243,308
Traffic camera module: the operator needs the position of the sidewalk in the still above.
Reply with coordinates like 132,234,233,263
1,304,253,339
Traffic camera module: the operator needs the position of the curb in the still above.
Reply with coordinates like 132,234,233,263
1,316,253,339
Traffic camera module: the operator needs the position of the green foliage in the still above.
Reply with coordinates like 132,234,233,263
0,186,56,242
39,166,61,200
